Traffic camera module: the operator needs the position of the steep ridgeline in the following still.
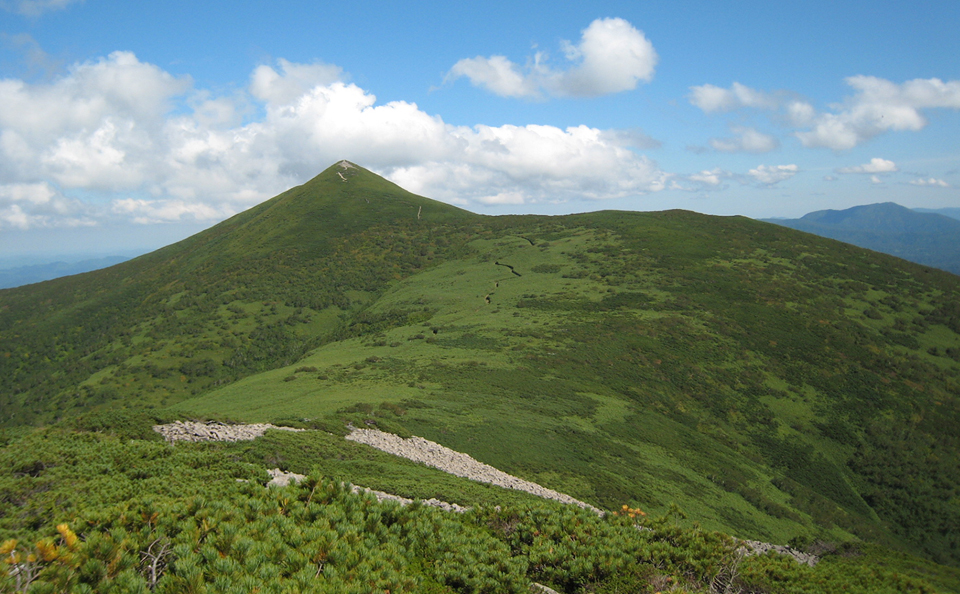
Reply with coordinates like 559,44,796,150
2,163,960,570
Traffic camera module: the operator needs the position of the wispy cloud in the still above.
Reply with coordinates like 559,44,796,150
1,0,82,17
688,167,732,187
674,163,798,191
709,126,779,153
747,164,798,186
836,158,898,174
689,82,780,113
909,177,949,187
690,77,960,150
111,198,231,225
1,33,61,77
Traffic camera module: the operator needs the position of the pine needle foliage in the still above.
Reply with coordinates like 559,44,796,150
1,163,959,579
1,420,956,593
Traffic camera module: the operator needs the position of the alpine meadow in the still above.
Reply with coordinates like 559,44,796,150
2,162,960,593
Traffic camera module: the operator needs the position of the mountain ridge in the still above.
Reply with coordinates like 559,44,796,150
762,202,960,274
2,163,960,586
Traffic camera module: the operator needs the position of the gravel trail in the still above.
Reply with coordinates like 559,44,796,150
346,427,602,514
153,420,303,442
265,468,468,512
154,421,817,565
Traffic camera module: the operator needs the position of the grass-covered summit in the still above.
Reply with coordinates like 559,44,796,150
0,161,478,425
2,162,960,581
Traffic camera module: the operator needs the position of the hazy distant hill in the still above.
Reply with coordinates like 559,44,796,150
0,255,129,289
762,202,960,274
915,206,960,221
2,162,960,577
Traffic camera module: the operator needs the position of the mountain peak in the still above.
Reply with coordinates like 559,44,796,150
764,201,960,274
330,159,359,182
799,202,911,228
291,161,475,223
142,162,478,265
797,202,960,232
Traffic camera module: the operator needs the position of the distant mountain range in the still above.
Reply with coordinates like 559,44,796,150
762,202,960,275
915,207,960,221
0,256,130,289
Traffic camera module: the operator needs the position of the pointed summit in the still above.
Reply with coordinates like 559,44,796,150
152,162,477,263
334,160,358,182
273,160,475,230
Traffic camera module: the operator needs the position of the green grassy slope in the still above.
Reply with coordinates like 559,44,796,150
2,163,959,572
173,210,960,565
0,162,478,425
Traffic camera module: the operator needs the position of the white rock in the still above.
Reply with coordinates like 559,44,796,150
152,421,303,443
345,427,602,514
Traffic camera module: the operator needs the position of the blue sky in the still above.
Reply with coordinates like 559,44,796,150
1,0,959,258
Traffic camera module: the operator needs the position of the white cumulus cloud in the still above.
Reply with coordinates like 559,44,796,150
784,100,817,127
797,76,960,150
686,167,731,187
836,158,898,174
386,123,668,204
446,55,537,99
0,181,91,228
446,18,657,98
250,58,343,105
0,51,670,229
0,50,190,194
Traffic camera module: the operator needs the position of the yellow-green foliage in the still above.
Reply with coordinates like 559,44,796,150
0,475,949,594
2,421,958,593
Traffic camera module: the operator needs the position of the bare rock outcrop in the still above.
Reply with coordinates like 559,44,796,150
265,468,468,512
349,485,471,513
155,421,817,566
153,420,303,443
741,540,819,567
346,427,602,514
267,468,306,487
